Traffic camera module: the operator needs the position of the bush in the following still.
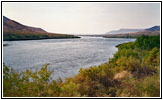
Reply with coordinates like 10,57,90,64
135,35,160,50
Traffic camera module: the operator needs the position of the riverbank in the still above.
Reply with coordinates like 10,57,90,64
3,35,160,97
3,44,9,46
3,36,80,41
3,31,80,41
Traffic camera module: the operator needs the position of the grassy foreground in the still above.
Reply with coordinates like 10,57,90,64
3,35,160,97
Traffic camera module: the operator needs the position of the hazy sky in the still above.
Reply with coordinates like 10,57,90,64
3,2,160,35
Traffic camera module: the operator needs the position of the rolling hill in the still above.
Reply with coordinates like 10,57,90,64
3,16,80,41
105,29,143,34
103,26,160,38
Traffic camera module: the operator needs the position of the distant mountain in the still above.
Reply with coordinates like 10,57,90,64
145,26,160,31
3,16,79,41
128,26,160,37
103,26,160,38
105,29,143,34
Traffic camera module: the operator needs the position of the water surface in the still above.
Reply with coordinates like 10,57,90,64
3,36,135,80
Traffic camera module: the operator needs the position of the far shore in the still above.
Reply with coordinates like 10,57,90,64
3,36,81,41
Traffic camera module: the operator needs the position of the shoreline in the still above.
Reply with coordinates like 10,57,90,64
3,36,81,41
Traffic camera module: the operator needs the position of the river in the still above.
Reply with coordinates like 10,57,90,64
3,36,135,80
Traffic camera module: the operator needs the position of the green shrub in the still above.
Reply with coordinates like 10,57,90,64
135,35,160,50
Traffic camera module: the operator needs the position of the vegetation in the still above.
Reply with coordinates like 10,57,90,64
3,31,80,41
3,35,160,97
103,31,160,38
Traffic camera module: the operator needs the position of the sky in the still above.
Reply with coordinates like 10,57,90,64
3,2,160,35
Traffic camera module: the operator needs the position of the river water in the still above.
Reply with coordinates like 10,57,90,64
3,36,135,80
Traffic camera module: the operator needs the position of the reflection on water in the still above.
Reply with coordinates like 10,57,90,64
3,36,135,80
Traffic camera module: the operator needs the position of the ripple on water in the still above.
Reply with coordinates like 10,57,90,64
3,36,135,80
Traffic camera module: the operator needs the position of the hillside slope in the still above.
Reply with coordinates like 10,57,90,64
3,16,79,41
3,16,47,33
